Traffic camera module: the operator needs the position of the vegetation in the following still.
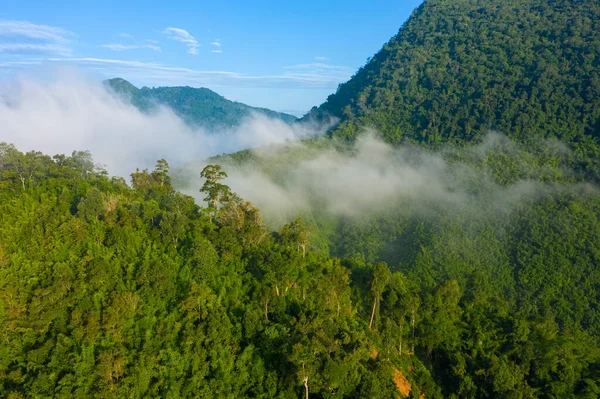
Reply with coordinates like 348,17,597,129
308,0,600,159
2,141,600,398
2,0,600,397
106,78,297,129
0,146,408,398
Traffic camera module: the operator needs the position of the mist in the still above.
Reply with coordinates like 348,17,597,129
0,70,594,230
0,69,329,177
179,131,594,227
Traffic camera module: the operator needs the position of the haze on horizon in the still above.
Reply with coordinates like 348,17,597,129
0,0,423,115
0,72,335,176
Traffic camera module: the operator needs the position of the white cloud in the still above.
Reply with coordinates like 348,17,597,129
0,20,72,44
0,43,71,55
36,57,351,89
210,133,578,226
285,63,349,71
315,56,327,61
210,39,222,53
162,27,199,54
101,43,161,52
0,20,74,56
0,72,328,177
281,62,353,85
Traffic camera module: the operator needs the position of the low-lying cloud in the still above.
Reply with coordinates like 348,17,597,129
0,69,328,176
0,68,594,229
181,131,593,227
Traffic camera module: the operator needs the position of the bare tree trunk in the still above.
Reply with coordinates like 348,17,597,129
369,299,377,329
264,299,269,321
399,315,405,356
275,285,280,296
304,376,309,399
411,309,416,353
302,363,309,399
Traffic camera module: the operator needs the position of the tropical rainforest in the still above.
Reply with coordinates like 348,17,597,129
105,78,298,129
2,0,600,398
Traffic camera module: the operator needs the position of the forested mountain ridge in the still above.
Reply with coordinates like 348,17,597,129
106,78,298,129
308,0,600,149
188,0,600,396
0,145,435,398
3,0,600,397
3,141,600,398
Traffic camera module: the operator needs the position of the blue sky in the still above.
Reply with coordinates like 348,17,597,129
0,0,423,115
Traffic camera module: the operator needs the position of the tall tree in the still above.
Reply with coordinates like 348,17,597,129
369,262,392,329
200,164,231,212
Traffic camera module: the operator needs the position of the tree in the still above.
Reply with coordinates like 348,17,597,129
77,187,106,222
70,150,95,178
131,168,154,195
152,159,171,188
279,218,310,257
369,262,392,329
0,142,17,173
200,164,231,213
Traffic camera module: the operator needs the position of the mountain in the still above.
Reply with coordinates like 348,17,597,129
106,78,298,129
309,0,600,148
202,0,600,396
4,1,600,398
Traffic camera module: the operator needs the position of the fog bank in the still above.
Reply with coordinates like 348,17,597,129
0,70,329,177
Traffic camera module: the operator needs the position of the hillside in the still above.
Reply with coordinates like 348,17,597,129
308,0,600,149
3,0,600,398
106,78,298,129
194,0,600,396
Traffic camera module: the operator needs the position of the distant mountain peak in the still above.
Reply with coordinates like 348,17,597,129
104,78,297,129
104,78,139,94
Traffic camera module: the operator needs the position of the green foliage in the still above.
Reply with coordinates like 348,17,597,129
77,187,106,222
308,0,600,165
0,149,403,398
200,164,231,211
105,78,297,129
4,0,600,397
3,134,600,398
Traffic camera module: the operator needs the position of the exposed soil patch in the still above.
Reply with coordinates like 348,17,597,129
393,368,411,398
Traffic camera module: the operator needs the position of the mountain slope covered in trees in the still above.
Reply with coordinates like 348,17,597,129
3,142,600,398
3,0,600,397
193,0,600,396
0,145,436,398
309,0,600,151
106,78,298,129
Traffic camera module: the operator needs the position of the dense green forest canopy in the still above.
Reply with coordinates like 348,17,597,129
307,0,600,151
2,140,600,398
106,78,298,129
3,0,600,397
